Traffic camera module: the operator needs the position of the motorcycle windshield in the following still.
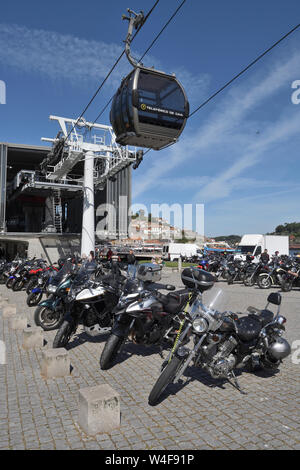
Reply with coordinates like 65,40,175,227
205,288,230,312
72,262,96,287
49,261,73,286
123,278,138,295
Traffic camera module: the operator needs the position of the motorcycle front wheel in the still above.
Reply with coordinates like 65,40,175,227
148,355,185,406
281,281,293,292
34,305,65,331
258,274,272,289
100,334,125,370
244,275,255,287
6,278,14,289
53,320,77,348
27,291,43,307
26,278,38,295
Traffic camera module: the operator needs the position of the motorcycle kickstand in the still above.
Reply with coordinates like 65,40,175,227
158,345,165,360
227,371,247,395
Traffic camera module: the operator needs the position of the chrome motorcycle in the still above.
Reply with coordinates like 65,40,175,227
100,263,189,370
148,267,291,405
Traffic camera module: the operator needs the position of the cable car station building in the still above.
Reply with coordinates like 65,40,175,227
0,141,131,261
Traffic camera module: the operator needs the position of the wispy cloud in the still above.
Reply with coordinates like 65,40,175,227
0,23,208,99
194,111,300,202
0,23,127,86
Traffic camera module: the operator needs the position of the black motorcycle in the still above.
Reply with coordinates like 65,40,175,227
148,267,291,405
227,259,248,284
100,263,190,370
52,262,123,348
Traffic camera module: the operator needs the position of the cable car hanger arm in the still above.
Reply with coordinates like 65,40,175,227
122,9,145,68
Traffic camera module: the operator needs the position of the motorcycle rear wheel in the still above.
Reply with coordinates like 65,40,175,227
34,305,65,331
148,355,185,406
100,334,125,370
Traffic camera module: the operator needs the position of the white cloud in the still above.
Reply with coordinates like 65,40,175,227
133,49,300,198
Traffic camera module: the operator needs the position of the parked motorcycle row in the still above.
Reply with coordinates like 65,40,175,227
201,253,300,291
0,255,292,406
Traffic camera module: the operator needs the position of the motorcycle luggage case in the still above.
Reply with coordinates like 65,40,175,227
181,267,214,292
137,263,162,283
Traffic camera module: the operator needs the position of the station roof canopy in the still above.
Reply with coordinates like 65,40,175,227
2,142,51,182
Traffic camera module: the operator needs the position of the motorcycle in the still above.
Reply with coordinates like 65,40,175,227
257,264,288,289
5,259,26,289
227,259,248,284
52,262,123,348
148,267,291,405
100,263,189,371
33,261,75,330
26,267,58,307
280,262,300,292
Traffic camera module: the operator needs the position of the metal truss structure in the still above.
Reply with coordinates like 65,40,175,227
41,115,140,253
41,116,138,185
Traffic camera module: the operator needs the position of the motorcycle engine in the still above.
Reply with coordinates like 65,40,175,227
204,335,238,379
83,309,111,337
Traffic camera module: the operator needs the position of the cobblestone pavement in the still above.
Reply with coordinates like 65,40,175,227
0,269,299,450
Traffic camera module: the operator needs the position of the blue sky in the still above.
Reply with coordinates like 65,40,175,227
1,0,300,236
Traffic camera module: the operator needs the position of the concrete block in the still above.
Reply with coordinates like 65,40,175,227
41,348,70,378
0,299,9,308
2,305,17,318
22,327,44,350
9,314,28,330
78,384,120,435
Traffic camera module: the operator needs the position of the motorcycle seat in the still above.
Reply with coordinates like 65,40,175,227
157,289,191,315
236,316,262,342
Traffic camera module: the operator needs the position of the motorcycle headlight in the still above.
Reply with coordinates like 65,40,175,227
47,285,57,294
193,317,208,333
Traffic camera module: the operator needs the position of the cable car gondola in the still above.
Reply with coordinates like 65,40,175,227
110,9,189,151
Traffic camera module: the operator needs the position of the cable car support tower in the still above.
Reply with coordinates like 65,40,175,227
41,115,140,255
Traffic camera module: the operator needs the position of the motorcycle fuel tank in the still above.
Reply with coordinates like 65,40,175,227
76,286,105,301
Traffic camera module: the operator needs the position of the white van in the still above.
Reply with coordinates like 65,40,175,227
234,234,289,261
162,243,201,262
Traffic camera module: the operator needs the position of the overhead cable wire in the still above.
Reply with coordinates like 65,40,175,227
64,0,160,141
189,22,300,118
92,0,187,124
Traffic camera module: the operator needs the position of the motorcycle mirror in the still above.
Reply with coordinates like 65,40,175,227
166,284,176,291
267,292,281,306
